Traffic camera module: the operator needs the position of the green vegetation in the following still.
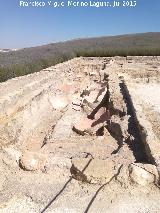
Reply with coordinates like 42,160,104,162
76,48,160,57
0,54,73,82
0,32,160,83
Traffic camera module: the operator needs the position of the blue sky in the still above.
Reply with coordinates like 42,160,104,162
0,0,160,48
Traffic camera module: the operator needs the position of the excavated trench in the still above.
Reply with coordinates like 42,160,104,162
1,58,151,165
71,76,148,163
0,57,160,212
119,79,148,163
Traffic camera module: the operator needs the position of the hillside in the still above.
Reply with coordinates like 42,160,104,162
0,32,160,82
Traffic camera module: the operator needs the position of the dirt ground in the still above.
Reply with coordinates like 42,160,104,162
0,56,160,212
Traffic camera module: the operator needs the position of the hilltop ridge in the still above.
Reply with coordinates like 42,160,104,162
0,32,160,82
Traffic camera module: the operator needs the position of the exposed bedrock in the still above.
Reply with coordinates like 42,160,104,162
1,56,160,212
0,56,160,186
0,58,106,148
0,57,157,162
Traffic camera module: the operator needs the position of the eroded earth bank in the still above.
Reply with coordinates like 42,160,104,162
0,56,160,212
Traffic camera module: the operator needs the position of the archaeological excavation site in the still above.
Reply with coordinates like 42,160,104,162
0,56,160,212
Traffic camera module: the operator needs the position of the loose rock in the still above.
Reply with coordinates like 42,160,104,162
73,107,110,135
129,163,158,186
19,151,46,171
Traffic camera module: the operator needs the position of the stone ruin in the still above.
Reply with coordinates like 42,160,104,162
0,56,160,212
